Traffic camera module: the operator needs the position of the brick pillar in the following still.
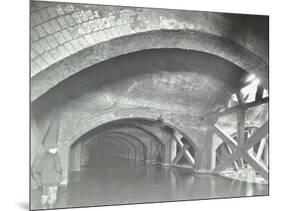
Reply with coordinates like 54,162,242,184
58,143,70,186
71,141,82,171
194,121,216,173
145,137,156,164
162,138,177,165
170,138,177,162
81,143,90,166
162,133,177,166
136,143,145,161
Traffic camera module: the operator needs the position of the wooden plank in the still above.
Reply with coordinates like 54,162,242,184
214,121,268,174
242,121,269,151
173,133,195,166
174,136,184,148
237,110,246,145
173,132,183,144
255,85,264,101
225,145,239,170
256,138,266,161
247,127,256,157
237,109,246,168
183,148,195,165
236,92,244,104
264,139,269,166
213,125,238,150
217,97,269,117
243,153,268,180
214,149,241,172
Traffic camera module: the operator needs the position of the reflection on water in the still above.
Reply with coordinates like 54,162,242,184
31,156,268,210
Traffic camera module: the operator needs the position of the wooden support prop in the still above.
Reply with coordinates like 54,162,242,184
183,147,195,165
225,145,239,170
256,137,267,161
237,110,246,145
172,132,195,166
236,91,244,104
241,121,268,151
248,127,256,157
213,131,239,170
213,125,238,150
217,97,268,117
243,152,268,180
237,100,246,168
214,121,269,179
264,140,269,166
172,150,184,165
255,85,264,101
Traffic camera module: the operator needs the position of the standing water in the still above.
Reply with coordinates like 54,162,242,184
31,156,268,210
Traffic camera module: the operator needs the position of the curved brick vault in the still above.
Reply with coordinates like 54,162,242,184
30,1,269,186
83,132,147,162
32,49,244,155
30,1,268,101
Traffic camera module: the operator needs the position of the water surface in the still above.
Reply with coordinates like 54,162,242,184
31,157,268,210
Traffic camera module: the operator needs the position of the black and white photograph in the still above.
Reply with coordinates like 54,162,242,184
29,0,270,210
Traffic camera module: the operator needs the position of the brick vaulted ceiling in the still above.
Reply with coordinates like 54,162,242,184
30,2,269,101
32,49,247,124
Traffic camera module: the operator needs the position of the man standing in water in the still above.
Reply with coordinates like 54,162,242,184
33,144,63,209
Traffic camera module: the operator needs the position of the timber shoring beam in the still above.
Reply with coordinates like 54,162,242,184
217,97,268,117
172,133,195,166
236,92,246,168
213,121,269,180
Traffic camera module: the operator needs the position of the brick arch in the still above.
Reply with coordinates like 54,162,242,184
31,30,268,101
31,2,268,101
57,108,206,184
95,124,166,147
85,131,149,151
60,108,203,152
87,137,137,160
84,131,147,149
83,131,148,160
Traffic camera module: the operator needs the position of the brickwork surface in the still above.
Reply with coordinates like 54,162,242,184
30,2,269,100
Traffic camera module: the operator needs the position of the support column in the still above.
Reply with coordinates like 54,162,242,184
237,110,246,168
162,136,177,165
136,143,144,161
171,138,177,162
72,141,82,171
194,113,217,172
81,144,89,166
145,137,154,164
58,143,70,186
264,138,268,166
194,127,216,172
237,92,246,168
248,127,255,157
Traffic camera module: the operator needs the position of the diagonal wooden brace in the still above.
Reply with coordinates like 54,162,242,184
213,121,268,179
217,97,268,117
172,132,195,166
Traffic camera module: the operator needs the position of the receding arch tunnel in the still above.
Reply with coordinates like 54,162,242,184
30,3,269,208
69,118,196,173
